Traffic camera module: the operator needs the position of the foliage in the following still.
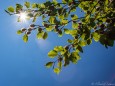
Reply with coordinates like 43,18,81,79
6,0,115,74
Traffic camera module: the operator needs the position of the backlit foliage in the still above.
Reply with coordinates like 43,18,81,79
6,0,115,74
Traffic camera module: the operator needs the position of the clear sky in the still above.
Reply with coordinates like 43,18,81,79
0,0,115,86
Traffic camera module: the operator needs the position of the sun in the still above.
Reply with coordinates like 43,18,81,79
19,12,27,22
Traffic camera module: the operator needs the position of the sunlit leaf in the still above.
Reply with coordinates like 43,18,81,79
61,19,68,25
45,62,53,68
48,50,58,58
40,3,45,8
46,25,53,31
64,29,70,34
54,46,64,52
17,30,22,35
8,6,14,12
69,30,78,37
24,2,30,8
70,52,79,64
23,34,28,42
16,4,23,12
49,16,55,24
53,0,58,4
92,32,100,42
58,15,64,20
62,0,67,3
43,32,48,40
37,31,44,39
71,14,78,20
72,22,79,29
32,3,38,8
57,62,62,69
79,41,87,47
54,68,60,74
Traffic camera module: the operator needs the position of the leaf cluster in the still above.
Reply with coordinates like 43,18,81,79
6,0,115,74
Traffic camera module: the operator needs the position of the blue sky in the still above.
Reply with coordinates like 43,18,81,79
0,0,115,86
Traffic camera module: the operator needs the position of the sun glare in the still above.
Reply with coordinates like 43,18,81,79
20,12,27,22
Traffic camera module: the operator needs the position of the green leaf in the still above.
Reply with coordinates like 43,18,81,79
49,16,55,24
23,34,28,42
32,3,38,8
70,52,79,64
70,6,76,12
44,1,52,7
105,0,109,6
61,19,68,25
57,62,62,69
62,0,67,3
79,41,87,47
24,2,30,8
58,15,64,20
81,33,86,40
54,46,64,52
70,57,77,64
77,45,83,53
48,50,58,58
45,62,53,68
54,68,60,74
28,13,34,18
99,35,106,45
71,14,78,20
53,0,58,4
64,12,69,18
71,57,79,63
64,57,70,66
43,32,48,40
46,25,53,31
33,17,37,22
8,6,14,12
37,31,44,39
64,29,70,34
81,19,86,24
92,32,100,42
69,30,78,37
32,13,39,22
17,30,22,35
40,3,45,8
71,52,77,58
72,22,79,29
67,39,73,43
58,30,63,37
16,4,23,12
83,7,89,11
87,39,92,45
107,39,114,47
